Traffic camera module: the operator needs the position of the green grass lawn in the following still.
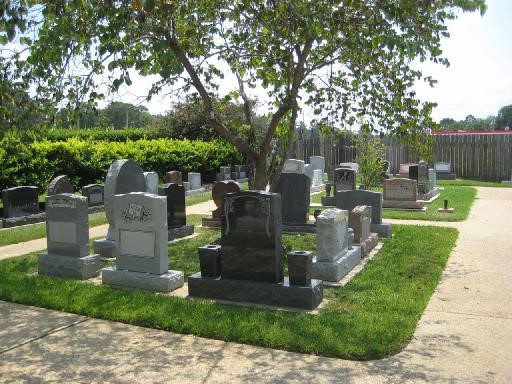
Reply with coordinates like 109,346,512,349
0,221,457,360
438,179,512,188
312,186,477,222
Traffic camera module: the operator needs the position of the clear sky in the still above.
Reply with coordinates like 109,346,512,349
102,0,512,122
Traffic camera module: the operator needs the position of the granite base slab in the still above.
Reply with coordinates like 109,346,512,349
185,188,206,197
311,246,361,282
357,233,378,257
102,267,184,292
1,212,46,229
321,195,336,206
282,222,316,233
437,208,455,213
188,273,323,310
419,189,441,203
436,173,456,180
201,217,221,228
38,253,100,280
168,224,194,241
371,223,392,238
93,239,115,259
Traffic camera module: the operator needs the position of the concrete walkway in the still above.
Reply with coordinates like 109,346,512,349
0,187,511,383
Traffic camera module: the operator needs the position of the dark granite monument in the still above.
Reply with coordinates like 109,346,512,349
336,189,392,238
47,175,74,196
334,167,356,191
275,172,312,232
201,180,241,228
81,184,104,207
158,183,194,240
1,186,39,218
188,191,323,310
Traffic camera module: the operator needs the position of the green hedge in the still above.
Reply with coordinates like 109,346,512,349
0,135,243,191
23,127,173,142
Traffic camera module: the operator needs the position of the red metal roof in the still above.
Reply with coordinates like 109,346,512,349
434,130,512,135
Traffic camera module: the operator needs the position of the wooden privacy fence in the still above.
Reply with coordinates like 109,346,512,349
290,133,512,182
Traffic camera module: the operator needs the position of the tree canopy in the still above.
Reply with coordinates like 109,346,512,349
495,104,512,129
1,0,487,188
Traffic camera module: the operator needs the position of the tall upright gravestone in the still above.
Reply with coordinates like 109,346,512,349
275,171,312,231
38,194,100,279
102,192,184,292
93,159,146,258
189,191,323,309
144,171,159,195
158,183,194,240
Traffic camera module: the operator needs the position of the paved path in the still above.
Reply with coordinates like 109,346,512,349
0,187,511,382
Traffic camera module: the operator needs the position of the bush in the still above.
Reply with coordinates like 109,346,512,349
0,137,243,191
354,132,386,190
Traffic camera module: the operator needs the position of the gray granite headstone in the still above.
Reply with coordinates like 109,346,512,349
93,159,146,258
311,208,361,281
382,178,423,209
81,184,104,206
334,167,356,191
312,169,323,186
435,162,451,173
38,193,99,279
47,175,74,196
310,156,325,174
102,192,184,292
417,161,429,193
275,173,310,225
339,162,359,173
1,186,39,218
282,159,305,174
144,171,159,195
218,166,232,181
188,172,201,190
428,168,437,190
304,164,314,183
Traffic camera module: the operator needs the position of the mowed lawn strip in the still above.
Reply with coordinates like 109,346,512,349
311,186,476,222
0,223,457,360
437,178,512,188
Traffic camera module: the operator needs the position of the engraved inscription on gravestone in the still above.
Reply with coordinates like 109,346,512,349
383,178,417,201
82,184,104,206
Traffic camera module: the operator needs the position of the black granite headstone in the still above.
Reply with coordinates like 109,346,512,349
1,186,39,218
275,173,310,225
220,191,283,283
334,167,356,191
408,164,419,181
158,183,186,228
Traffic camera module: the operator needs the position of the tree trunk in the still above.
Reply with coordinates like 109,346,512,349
252,156,268,191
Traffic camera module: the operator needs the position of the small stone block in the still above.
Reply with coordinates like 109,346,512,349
437,208,455,213
102,267,184,292
188,273,323,310
168,224,194,241
311,246,361,282
370,223,392,238
321,195,336,206
38,253,100,280
93,239,115,259
288,251,312,286
201,217,221,228
359,233,378,257
198,244,221,278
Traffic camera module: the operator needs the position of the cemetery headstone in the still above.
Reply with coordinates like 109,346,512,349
417,161,429,194
435,162,456,180
428,168,438,191
165,170,182,184
408,164,419,181
144,171,159,195
217,166,232,181
102,192,184,292
81,184,104,206
38,193,100,279
93,159,146,258
188,172,201,190
350,205,378,257
188,190,323,309
336,189,392,238
397,163,414,178
282,159,306,174
334,167,356,191
1,186,39,218
158,183,194,240
201,180,241,227
321,182,335,206
310,156,325,174
47,175,74,196
339,162,359,173
304,163,314,182
312,169,323,186
276,172,312,231
311,208,361,282
382,178,424,209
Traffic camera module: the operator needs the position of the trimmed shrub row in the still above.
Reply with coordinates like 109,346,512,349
0,136,243,192
23,127,173,143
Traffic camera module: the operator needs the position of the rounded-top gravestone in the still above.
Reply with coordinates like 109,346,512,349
47,175,74,196
144,171,159,195
104,159,146,230
211,180,241,218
